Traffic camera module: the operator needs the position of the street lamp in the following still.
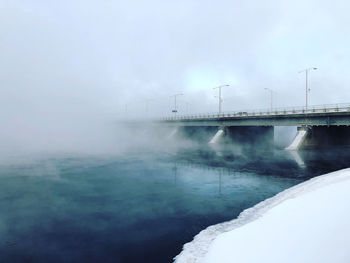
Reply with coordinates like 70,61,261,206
264,88,273,111
213,84,230,115
170,93,183,116
298,67,317,111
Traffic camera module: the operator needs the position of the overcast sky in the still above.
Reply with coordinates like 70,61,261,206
2,0,350,115
1,0,350,152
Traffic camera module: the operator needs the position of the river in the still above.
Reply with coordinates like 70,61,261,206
0,146,349,262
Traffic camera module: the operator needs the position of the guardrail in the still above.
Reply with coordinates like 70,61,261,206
163,103,350,121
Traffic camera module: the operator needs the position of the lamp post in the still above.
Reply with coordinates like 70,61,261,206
170,93,183,117
264,88,273,111
213,84,230,115
298,67,317,112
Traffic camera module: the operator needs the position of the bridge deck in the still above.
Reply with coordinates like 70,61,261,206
163,104,350,127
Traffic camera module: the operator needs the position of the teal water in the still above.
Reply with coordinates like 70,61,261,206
0,147,349,262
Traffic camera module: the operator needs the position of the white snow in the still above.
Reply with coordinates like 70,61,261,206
286,129,307,150
175,168,350,263
209,130,224,144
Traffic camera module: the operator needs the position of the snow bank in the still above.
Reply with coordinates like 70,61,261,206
175,168,350,263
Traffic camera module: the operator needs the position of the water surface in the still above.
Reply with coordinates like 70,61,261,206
0,146,349,262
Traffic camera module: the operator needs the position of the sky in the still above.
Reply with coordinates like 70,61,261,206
1,0,350,152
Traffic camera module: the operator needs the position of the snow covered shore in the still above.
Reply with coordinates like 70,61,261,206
175,168,350,263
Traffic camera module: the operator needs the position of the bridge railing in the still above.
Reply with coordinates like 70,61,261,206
162,103,350,121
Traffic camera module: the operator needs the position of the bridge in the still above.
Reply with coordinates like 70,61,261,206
161,103,350,150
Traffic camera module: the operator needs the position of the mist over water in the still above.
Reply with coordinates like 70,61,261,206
1,139,350,262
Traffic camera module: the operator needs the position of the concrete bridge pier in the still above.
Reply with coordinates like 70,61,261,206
209,127,225,144
286,126,309,151
286,125,350,150
300,126,350,149
166,127,179,140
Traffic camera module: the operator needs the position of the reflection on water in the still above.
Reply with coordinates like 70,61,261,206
289,150,305,168
0,147,349,263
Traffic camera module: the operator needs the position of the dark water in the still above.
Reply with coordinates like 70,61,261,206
0,146,350,263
